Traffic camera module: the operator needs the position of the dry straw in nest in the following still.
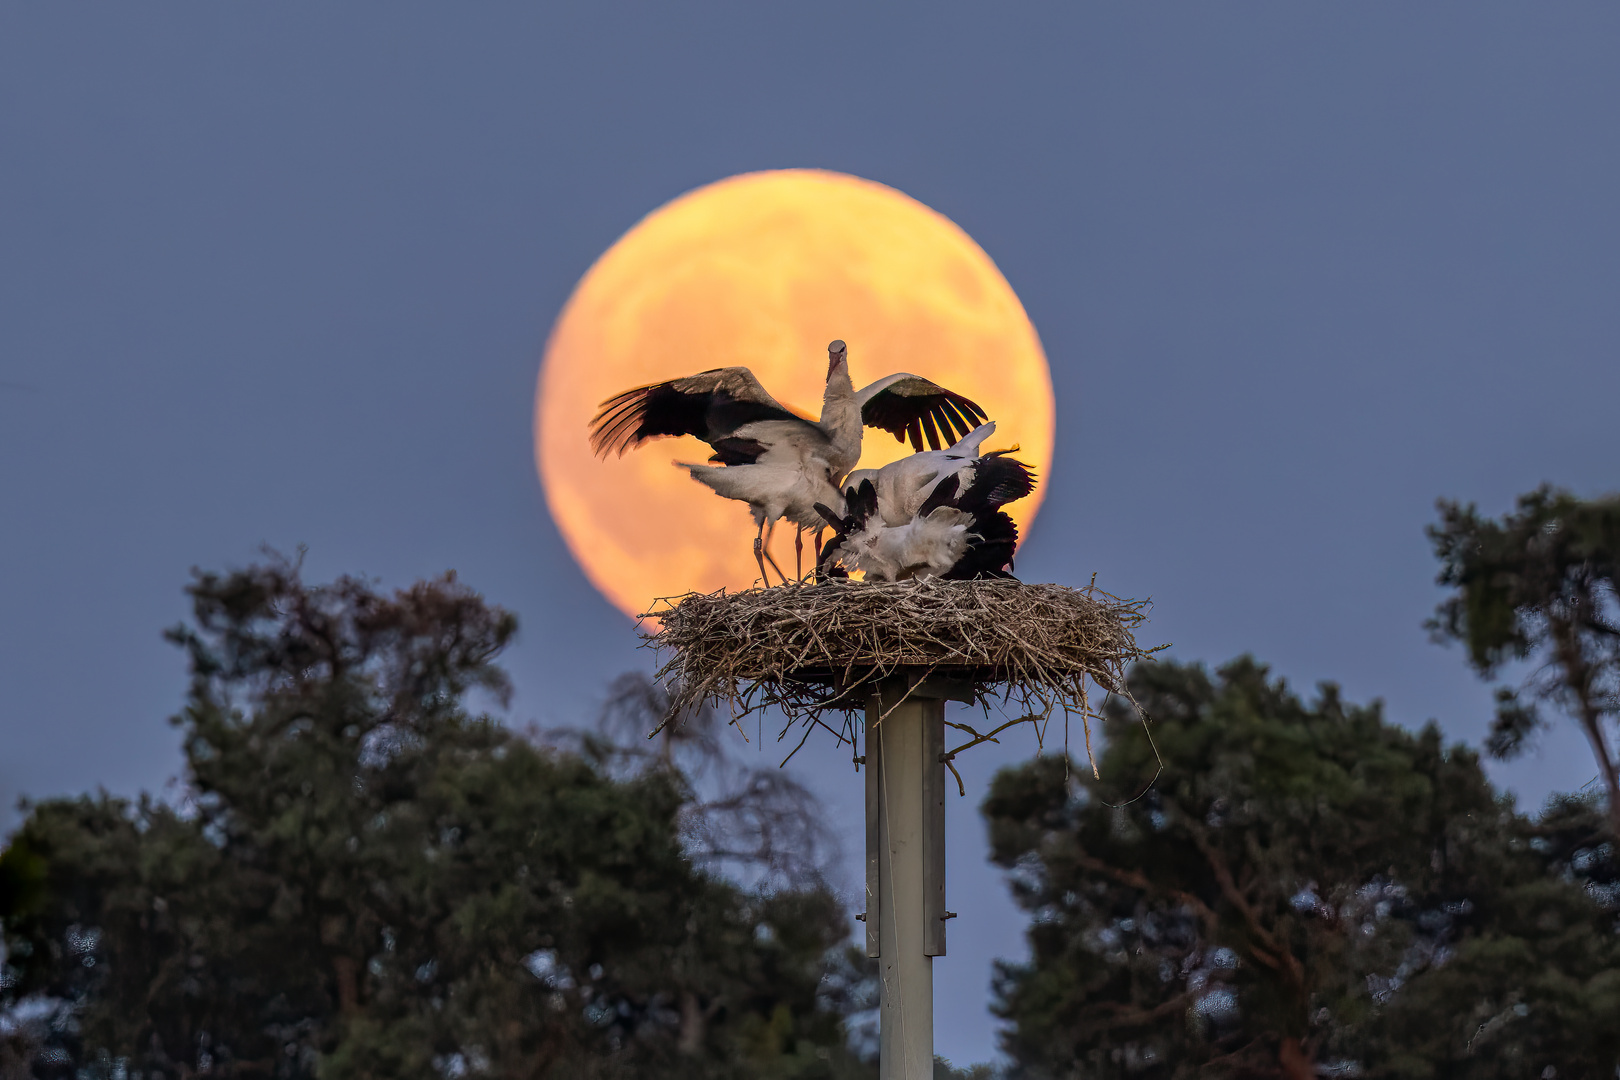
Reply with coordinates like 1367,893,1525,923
639,578,1164,777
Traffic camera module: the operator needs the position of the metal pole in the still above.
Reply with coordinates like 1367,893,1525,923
866,676,948,1080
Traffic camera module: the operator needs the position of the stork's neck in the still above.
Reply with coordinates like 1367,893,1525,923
819,362,862,473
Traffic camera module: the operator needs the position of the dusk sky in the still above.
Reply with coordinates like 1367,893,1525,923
5,5,1620,1066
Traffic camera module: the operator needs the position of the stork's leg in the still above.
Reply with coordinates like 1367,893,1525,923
762,519,790,586
753,519,771,587
794,527,805,583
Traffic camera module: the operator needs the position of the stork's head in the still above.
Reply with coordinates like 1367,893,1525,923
826,339,847,379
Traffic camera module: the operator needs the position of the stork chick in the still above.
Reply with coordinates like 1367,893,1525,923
819,449,1037,581
815,479,972,582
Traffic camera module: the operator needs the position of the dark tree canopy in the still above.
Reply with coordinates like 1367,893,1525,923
0,560,872,1080
984,658,1620,1080
1429,485,1620,833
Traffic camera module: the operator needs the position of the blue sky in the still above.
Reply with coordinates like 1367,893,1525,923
4,4,1619,1065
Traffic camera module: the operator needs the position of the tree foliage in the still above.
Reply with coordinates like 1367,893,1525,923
0,560,871,1079
1429,485,1620,833
984,658,1620,1080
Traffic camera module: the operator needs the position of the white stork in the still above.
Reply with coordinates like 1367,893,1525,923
589,340,987,584
841,421,1002,527
816,447,1036,581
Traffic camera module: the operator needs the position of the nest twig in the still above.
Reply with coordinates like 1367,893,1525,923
638,578,1164,770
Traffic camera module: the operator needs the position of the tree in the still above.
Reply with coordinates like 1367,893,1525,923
584,673,840,894
983,658,1620,1080
0,559,872,1079
1428,485,1620,834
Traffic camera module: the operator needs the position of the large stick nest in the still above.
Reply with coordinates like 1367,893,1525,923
640,579,1161,749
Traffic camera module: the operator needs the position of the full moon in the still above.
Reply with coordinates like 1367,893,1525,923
537,169,1055,619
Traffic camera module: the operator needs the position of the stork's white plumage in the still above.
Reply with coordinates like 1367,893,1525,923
676,458,846,584
589,340,987,583
839,503,974,582
817,445,1038,582
843,421,999,527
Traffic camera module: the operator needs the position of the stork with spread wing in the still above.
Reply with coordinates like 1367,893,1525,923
588,340,987,585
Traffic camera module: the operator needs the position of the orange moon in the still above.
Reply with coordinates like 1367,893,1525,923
536,169,1055,619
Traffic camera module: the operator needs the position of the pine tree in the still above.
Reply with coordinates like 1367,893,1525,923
1428,485,1620,834
0,559,872,1079
983,658,1620,1079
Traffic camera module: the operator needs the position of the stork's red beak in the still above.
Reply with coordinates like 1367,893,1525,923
826,339,847,379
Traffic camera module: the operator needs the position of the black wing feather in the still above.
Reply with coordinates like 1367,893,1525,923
848,479,880,529
813,502,846,530
959,456,1037,510
919,411,943,452
939,398,976,440
917,473,961,516
589,371,800,458
859,377,987,452
815,480,878,579
706,392,802,438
